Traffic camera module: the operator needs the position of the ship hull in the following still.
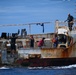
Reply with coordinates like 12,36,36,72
16,42,76,67
1,40,76,67
16,57,76,67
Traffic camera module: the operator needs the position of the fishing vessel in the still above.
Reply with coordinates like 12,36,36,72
0,20,76,67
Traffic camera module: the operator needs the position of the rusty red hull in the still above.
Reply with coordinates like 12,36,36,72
16,57,76,67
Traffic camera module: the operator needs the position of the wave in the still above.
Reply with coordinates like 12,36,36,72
28,64,76,70
0,66,10,69
53,64,76,69
1,64,76,70
28,67,43,69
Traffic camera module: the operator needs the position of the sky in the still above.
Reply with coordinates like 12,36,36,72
0,0,75,36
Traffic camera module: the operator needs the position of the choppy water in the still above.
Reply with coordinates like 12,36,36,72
0,64,76,75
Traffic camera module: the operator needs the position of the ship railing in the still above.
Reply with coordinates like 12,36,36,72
17,33,54,40
16,38,54,49
0,38,53,52
58,21,76,26
55,19,76,26
55,20,76,33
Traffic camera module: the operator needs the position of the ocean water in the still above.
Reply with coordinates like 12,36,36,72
0,64,76,75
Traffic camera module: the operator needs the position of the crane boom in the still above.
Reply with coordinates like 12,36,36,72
0,22,51,27
0,21,52,34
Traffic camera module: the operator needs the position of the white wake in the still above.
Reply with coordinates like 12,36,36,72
0,66,10,69
28,64,76,69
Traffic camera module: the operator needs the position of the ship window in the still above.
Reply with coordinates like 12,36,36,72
28,54,41,58
60,45,66,48
58,34,67,44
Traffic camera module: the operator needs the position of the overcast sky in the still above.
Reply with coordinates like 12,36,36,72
0,0,75,35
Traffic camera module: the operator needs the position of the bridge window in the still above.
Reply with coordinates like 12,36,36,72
58,34,67,44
